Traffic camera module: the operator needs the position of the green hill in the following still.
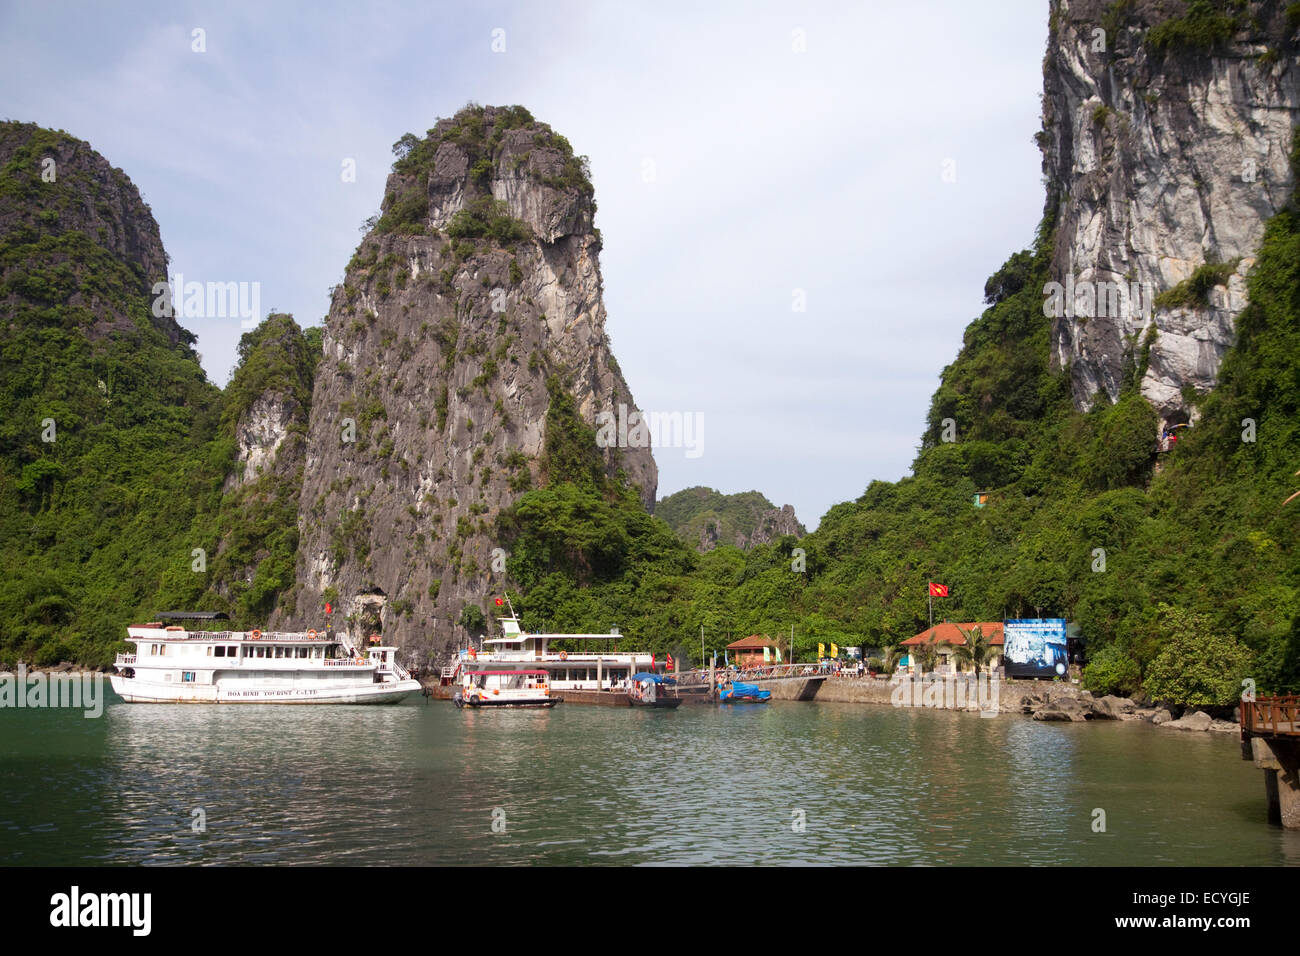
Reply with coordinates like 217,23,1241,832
0,122,321,666
656,487,805,552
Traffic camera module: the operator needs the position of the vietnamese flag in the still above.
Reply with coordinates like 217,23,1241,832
928,582,949,597
325,602,333,614
667,652,675,671
495,597,504,606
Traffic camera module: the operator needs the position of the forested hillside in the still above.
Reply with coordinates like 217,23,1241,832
0,122,321,665
499,168,1300,701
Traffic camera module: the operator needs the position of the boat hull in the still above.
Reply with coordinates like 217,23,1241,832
110,675,422,705
628,697,682,708
454,693,560,709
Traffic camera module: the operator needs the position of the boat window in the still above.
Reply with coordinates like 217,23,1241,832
213,646,225,658
297,647,308,659
206,647,214,656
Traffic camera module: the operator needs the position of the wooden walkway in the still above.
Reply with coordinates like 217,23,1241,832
1241,695,1299,737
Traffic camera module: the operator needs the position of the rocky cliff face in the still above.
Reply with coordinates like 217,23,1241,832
1041,0,1300,422
0,121,187,347
271,106,657,663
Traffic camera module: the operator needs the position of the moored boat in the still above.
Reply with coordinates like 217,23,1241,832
444,598,654,693
453,669,559,709
718,681,771,703
110,612,422,704
628,672,682,708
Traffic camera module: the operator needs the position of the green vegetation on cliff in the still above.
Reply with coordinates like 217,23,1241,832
498,161,1300,700
656,486,805,551
0,122,324,665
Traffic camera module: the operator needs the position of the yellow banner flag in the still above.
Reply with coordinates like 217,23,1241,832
831,643,839,659
818,643,825,658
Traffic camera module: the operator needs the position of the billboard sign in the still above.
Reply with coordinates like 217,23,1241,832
1002,619,1069,679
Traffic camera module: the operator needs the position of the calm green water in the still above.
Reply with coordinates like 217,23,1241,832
1,686,1297,865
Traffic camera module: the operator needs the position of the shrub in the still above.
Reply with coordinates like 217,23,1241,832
1081,643,1142,697
1142,605,1254,707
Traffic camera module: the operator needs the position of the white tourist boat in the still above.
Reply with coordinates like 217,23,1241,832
443,600,655,694
453,669,557,708
111,613,421,704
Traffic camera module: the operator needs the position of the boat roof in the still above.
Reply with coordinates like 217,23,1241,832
486,633,631,642
464,670,549,676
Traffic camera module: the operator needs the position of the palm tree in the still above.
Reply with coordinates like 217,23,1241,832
951,624,994,676
916,640,938,674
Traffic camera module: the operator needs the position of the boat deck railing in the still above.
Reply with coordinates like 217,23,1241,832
128,629,341,642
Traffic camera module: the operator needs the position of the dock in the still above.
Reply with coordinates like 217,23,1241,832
1240,695,1300,828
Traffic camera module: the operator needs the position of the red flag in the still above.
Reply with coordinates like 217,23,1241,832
325,602,333,614
928,582,949,597
495,597,504,606
667,652,675,671
651,653,656,669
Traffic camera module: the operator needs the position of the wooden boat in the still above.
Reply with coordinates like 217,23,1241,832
718,680,771,703
628,672,682,708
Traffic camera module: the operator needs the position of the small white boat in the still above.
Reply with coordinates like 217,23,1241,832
111,616,421,704
453,669,559,709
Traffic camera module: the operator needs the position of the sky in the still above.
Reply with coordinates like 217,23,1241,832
1,0,1050,529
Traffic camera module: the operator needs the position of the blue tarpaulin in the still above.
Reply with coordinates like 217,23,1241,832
632,672,676,684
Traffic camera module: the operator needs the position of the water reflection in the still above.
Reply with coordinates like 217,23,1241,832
0,697,1296,865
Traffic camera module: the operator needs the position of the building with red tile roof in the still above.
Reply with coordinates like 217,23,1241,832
899,622,1003,674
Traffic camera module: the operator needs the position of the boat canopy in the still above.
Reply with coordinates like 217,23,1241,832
464,670,549,676
632,672,676,684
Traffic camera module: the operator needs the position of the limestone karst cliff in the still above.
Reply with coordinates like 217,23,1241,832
268,105,658,663
657,487,805,553
1041,0,1300,423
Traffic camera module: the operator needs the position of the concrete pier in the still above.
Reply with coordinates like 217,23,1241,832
1239,696,1300,829
1245,736,1300,828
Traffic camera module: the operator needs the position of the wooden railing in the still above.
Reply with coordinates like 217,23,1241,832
1241,695,1299,736
674,662,843,686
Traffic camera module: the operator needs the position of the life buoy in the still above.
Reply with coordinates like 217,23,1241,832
250,629,262,640
307,629,318,640
559,651,568,661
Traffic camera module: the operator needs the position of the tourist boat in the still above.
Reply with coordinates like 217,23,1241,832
443,599,656,694
110,613,421,704
628,672,682,708
718,681,771,703
453,669,559,709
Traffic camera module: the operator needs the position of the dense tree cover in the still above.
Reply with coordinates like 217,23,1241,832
497,182,1300,701
0,299,321,665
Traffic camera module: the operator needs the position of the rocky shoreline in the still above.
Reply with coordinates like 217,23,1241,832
1006,683,1239,733
810,676,1241,735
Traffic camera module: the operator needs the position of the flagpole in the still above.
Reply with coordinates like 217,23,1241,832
928,581,933,632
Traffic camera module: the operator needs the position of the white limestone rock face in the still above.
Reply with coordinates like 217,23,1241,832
228,392,296,489
1041,0,1300,422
